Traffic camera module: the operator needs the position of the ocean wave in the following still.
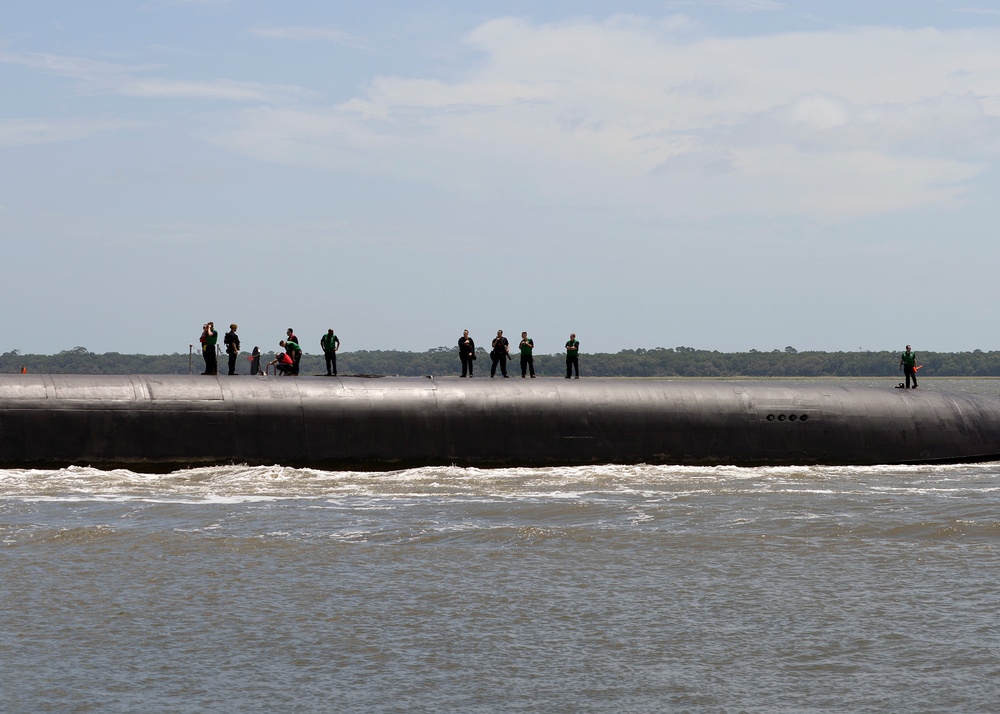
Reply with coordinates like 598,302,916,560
2,462,999,504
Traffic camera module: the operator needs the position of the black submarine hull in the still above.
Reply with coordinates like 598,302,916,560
2,374,1000,471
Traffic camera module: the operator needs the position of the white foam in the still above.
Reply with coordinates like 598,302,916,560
2,461,999,504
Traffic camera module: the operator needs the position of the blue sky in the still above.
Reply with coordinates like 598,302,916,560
3,0,1000,355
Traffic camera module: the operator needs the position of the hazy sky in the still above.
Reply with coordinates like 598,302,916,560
3,0,1000,355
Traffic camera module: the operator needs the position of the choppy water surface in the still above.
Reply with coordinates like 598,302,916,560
2,461,1000,713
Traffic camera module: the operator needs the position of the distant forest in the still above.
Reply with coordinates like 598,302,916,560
5,345,1000,377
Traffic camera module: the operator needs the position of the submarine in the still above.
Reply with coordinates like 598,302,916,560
2,373,1000,471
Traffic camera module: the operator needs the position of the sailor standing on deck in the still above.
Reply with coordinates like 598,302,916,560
459,330,476,377
900,345,918,389
519,332,535,378
201,322,218,375
321,329,340,376
565,333,580,379
491,330,511,378
224,324,240,375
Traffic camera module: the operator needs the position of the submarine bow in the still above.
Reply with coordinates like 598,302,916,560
2,374,1000,470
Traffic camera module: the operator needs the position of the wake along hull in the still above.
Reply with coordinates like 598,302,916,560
2,374,1000,471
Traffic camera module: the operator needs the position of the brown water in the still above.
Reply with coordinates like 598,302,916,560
2,379,999,712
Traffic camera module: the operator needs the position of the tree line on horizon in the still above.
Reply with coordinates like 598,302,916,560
5,345,1000,377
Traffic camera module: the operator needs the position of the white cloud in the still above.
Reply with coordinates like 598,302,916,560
0,50,149,78
787,94,851,130
0,50,315,103
0,117,137,148
204,18,1000,220
113,77,317,102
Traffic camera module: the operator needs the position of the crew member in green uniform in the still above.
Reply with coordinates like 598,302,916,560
285,328,301,375
565,333,580,379
321,329,340,376
899,344,918,389
519,331,535,378
280,339,302,376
